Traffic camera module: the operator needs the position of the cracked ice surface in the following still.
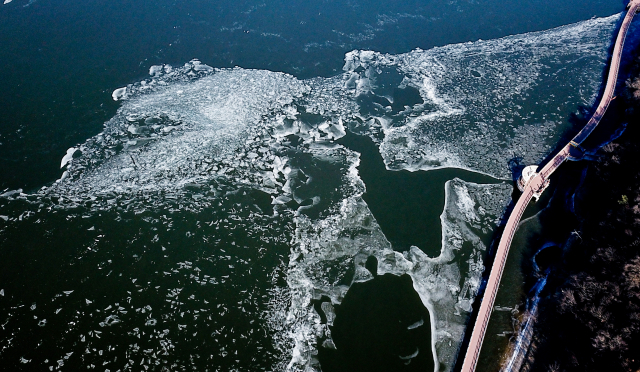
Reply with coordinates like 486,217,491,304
343,15,618,179
0,14,621,372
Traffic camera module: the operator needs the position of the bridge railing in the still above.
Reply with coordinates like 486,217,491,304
464,188,534,371
460,3,640,371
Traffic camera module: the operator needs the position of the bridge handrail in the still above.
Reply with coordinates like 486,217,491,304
463,188,534,371
459,3,640,371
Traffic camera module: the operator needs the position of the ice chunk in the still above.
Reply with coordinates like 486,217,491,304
345,15,617,178
112,87,127,101
407,318,424,330
321,338,336,349
149,65,163,76
60,147,76,169
320,302,336,326
399,348,419,360
0,189,22,198
101,314,121,326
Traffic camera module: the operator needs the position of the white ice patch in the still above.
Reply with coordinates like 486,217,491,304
405,179,511,371
344,15,618,179
49,66,310,203
149,65,164,76
111,87,127,101
0,189,22,199
60,147,76,169
400,348,419,360
407,318,424,330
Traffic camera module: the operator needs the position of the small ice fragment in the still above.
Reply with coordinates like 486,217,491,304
272,195,292,205
86,299,92,305
60,147,76,169
0,215,7,221
112,87,127,101
399,348,419,360
407,318,424,330
0,289,4,296
63,290,73,295
4,0,13,4
0,189,22,198
88,226,95,231
57,170,69,182
193,63,213,72
145,318,157,326
321,338,337,349
318,122,330,132
104,314,120,326
321,302,336,326
149,65,163,76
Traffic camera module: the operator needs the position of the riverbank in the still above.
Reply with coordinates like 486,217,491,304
519,56,640,372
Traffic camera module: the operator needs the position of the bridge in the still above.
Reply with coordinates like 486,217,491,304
459,1,640,371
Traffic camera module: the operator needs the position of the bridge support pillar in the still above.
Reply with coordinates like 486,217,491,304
517,165,549,200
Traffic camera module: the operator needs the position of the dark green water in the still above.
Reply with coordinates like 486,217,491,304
339,132,503,256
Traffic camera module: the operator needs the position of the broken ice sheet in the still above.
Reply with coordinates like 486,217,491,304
283,149,511,372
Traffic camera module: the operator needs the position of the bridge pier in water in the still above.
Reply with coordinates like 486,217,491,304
517,165,549,201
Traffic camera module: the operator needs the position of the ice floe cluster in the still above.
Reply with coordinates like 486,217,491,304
0,14,620,372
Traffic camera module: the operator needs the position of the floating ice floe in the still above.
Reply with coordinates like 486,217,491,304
60,147,77,168
0,189,22,198
344,15,618,179
2,15,620,372
408,318,424,330
112,87,127,101
399,348,420,360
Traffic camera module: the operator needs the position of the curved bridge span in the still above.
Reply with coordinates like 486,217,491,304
459,2,640,371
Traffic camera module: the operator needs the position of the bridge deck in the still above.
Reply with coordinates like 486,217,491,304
458,2,640,371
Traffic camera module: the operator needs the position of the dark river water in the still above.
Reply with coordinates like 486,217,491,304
0,0,630,371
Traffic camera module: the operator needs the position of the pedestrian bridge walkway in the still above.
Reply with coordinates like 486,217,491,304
459,1,640,371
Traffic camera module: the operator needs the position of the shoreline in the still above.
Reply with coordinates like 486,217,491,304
510,51,640,372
